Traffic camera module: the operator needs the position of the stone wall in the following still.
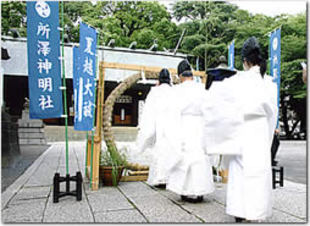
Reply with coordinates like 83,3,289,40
18,110,46,145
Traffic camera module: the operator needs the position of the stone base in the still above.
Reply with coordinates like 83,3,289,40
17,110,47,145
18,120,43,128
19,139,47,145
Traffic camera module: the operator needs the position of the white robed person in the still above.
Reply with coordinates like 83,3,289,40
166,60,214,203
136,68,174,188
204,37,278,222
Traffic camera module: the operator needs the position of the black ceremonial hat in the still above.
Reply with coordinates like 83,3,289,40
241,36,260,60
159,68,170,79
177,59,192,77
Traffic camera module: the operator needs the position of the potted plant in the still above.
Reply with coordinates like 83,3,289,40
100,146,128,186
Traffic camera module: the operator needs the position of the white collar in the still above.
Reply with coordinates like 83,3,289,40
248,65,261,74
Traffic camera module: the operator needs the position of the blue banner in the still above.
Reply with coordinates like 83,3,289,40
27,1,63,119
73,22,97,131
228,40,234,69
269,28,281,128
72,46,81,130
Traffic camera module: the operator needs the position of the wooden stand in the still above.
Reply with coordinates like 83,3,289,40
120,167,149,182
272,166,284,189
53,172,82,203
128,170,149,176
120,175,148,182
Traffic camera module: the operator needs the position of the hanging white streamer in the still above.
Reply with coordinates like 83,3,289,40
141,70,147,84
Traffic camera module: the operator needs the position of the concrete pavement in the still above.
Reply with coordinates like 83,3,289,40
1,144,50,192
1,141,307,223
277,140,307,184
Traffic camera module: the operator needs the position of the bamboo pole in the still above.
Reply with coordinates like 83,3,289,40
100,62,206,78
90,53,105,190
60,1,69,175
87,133,92,177
85,133,89,177
89,82,98,189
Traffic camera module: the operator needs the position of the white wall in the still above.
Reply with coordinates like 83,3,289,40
1,38,186,82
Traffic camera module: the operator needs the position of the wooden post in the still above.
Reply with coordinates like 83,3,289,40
201,74,207,85
86,133,92,178
219,169,229,184
91,135,101,190
91,63,105,190
97,64,105,138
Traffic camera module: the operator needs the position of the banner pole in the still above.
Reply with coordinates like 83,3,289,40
60,0,69,175
89,31,100,189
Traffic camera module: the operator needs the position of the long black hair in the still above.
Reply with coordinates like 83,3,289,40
241,37,267,77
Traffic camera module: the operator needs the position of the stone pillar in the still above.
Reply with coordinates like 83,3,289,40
18,99,46,145
1,107,20,167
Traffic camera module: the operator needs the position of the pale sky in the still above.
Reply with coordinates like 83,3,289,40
161,0,307,17
229,0,306,16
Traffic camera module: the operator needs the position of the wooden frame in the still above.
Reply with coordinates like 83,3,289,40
86,61,207,190
101,62,207,83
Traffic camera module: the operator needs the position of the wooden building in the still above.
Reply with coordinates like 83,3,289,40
1,36,188,127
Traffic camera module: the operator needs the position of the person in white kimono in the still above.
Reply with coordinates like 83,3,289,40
166,60,214,203
136,68,173,188
204,56,238,174
226,37,278,222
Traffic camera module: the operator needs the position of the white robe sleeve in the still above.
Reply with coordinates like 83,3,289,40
202,76,244,155
161,86,183,172
264,76,279,143
136,89,157,154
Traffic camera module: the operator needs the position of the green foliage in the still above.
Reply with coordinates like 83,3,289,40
181,34,206,54
1,1,26,36
172,1,208,21
172,1,306,137
100,147,127,167
176,2,240,69
172,1,238,22
2,1,306,137
131,28,157,49
281,59,307,99
281,34,306,62
100,146,127,186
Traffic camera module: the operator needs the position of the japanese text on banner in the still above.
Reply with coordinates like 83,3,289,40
27,1,63,119
73,22,97,131
269,28,281,127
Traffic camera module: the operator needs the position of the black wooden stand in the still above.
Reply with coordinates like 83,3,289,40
53,171,83,203
272,166,284,189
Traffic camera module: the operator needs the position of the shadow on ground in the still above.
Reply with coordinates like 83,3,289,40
2,144,50,192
